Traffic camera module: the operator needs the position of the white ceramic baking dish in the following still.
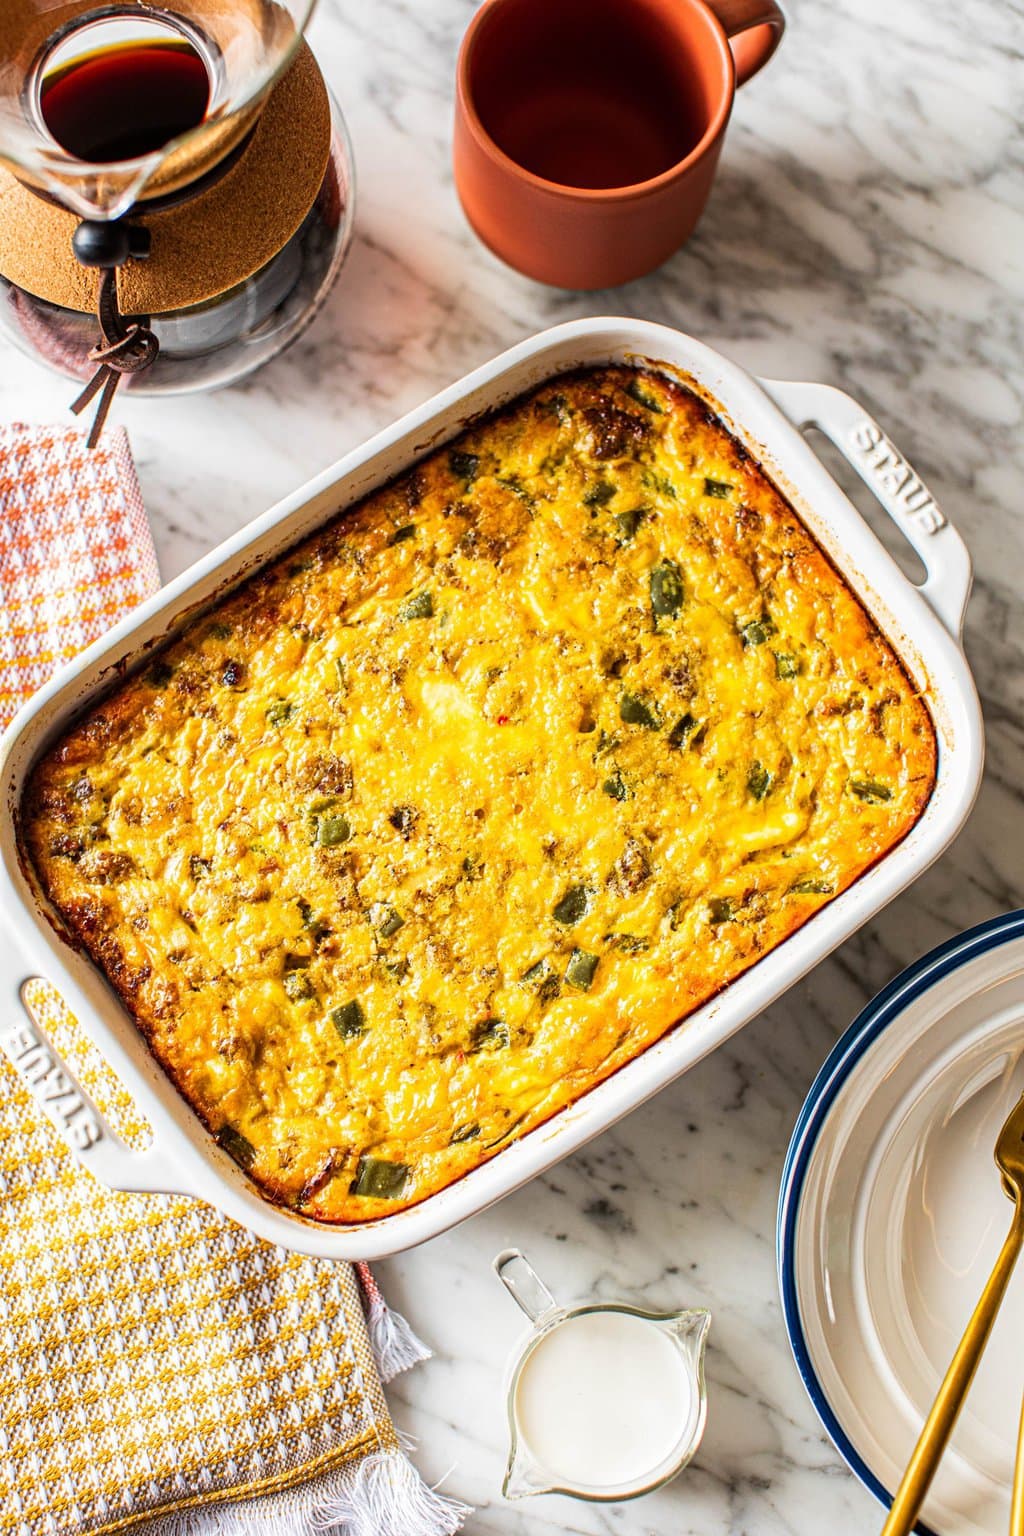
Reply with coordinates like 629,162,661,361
0,318,983,1260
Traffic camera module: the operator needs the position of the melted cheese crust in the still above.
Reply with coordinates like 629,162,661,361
24,368,936,1222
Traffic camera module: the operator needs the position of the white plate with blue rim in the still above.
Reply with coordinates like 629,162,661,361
778,910,1024,1536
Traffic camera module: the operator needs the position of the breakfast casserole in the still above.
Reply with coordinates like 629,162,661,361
23,366,937,1222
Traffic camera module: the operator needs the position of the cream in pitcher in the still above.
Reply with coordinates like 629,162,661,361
494,1249,710,1501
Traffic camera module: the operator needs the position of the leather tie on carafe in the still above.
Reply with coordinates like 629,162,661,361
69,219,158,449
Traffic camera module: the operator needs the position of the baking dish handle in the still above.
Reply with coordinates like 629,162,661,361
759,378,973,641
0,938,187,1195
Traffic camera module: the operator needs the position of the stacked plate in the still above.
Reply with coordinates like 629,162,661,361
779,911,1024,1536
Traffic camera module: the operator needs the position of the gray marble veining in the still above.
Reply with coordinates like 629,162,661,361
0,0,1021,1529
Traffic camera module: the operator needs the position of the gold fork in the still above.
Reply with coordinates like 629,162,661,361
881,1090,1024,1536
1012,1386,1024,1536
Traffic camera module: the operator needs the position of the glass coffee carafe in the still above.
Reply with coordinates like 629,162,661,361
0,0,353,405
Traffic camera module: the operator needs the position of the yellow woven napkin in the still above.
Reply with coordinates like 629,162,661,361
0,427,470,1536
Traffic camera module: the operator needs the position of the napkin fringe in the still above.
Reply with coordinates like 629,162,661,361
313,1449,472,1536
147,1450,471,1536
354,1260,432,1383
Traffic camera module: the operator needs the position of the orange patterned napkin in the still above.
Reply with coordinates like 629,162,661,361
0,424,159,728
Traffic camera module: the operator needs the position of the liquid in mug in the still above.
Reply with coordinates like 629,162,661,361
472,0,706,189
513,1309,695,1491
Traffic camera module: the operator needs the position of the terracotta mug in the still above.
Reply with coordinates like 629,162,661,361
453,0,785,290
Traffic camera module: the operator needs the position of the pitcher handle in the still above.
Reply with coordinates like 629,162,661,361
494,1249,561,1325
704,0,786,86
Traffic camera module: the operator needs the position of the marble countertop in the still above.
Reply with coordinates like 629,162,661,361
2,0,1021,1529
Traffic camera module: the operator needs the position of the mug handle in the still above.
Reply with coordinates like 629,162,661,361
704,0,786,86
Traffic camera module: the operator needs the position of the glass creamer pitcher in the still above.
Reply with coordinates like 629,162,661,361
494,1249,710,1502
